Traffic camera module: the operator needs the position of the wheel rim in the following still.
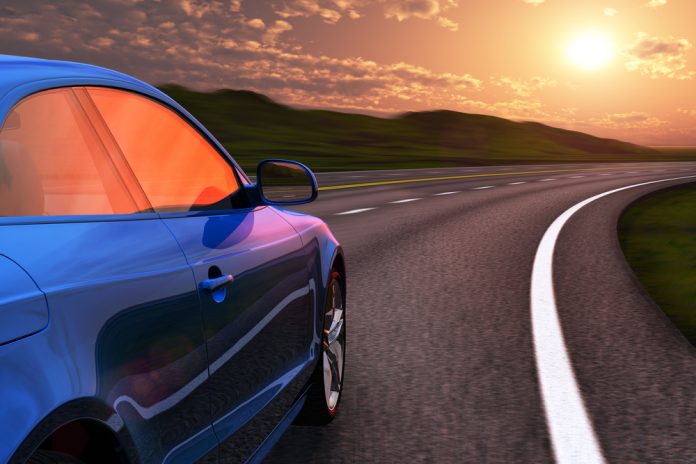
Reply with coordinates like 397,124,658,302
323,276,345,412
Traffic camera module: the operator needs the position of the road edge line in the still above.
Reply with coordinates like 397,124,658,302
530,175,696,464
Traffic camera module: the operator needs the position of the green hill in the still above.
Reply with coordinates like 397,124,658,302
158,84,684,172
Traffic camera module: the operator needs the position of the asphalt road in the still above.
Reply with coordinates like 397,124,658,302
263,161,696,464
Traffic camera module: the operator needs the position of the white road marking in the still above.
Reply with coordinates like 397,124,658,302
570,176,585,179
540,178,555,182
599,173,611,176
472,186,494,190
531,175,696,464
335,208,375,215
389,198,422,204
508,181,526,185
434,191,460,195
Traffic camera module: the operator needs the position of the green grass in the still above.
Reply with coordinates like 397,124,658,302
158,85,696,172
618,183,696,343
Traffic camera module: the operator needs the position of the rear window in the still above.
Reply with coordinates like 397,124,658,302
0,88,139,217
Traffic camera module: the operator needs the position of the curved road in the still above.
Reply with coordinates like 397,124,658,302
264,162,696,463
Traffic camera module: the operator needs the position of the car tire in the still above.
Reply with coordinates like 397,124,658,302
295,270,346,425
27,451,85,464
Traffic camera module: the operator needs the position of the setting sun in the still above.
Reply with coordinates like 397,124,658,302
566,31,615,70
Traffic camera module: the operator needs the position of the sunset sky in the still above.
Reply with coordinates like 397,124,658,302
1,0,695,145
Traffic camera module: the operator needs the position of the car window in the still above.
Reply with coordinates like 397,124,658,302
0,88,140,217
87,88,241,212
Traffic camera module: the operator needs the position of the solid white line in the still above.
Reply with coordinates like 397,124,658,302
540,178,555,182
472,186,494,190
389,198,422,203
434,191,460,195
335,208,375,215
508,181,526,185
531,175,696,464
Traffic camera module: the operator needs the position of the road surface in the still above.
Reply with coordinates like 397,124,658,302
263,162,696,463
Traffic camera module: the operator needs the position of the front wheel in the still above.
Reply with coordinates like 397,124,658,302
295,270,346,425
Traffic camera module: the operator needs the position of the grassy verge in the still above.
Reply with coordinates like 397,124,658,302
618,182,696,343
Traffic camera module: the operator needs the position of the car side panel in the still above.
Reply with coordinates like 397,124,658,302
161,206,318,463
0,218,217,463
0,255,49,346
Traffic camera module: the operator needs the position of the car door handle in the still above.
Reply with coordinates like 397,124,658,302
200,274,234,293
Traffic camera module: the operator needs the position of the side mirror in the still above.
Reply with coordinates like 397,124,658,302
256,159,318,205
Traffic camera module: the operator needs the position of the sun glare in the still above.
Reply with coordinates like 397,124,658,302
566,31,615,70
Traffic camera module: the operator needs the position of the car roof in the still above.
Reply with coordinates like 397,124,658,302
0,54,147,93
0,54,177,122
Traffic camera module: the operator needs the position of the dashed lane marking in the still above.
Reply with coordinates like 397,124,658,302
389,198,422,204
334,208,376,215
317,166,667,191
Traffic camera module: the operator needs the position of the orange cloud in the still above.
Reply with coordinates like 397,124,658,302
274,0,458,30
246,18,266,30
646,0,667,8
677,108,696,117
589,112,667,129
263,20,293,44
623,32,694,79
490,76,556,97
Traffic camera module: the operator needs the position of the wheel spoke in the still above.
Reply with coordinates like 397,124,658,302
322,277,345,410
326,310,343,344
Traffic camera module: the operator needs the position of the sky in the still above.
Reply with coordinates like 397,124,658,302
1,0,695,146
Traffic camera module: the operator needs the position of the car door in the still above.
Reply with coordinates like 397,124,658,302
86,87,318,461
0,87,217,463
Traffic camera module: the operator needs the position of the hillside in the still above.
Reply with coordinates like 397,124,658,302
158,84,676,172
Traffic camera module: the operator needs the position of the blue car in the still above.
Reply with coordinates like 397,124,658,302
0,55,346,464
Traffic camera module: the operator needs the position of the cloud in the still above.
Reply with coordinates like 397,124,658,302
603,8,618,17
437,16,458,32
645,0,667,8
382,0,455,20
274,0,459,30
470,98,550,119
273,0,347,24
0,0,479,113
677,108,696,117
522,0,545,5
589,112,667,129
246,18,265,29
263,20,293,44
21,32,40,42
623,32,694,79
490,76,556,97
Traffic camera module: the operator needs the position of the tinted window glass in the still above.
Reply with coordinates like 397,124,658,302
0,88,138,217
88,88,240,212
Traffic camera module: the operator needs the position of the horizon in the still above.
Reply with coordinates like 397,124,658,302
1,0,695,146
161,84,696,148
